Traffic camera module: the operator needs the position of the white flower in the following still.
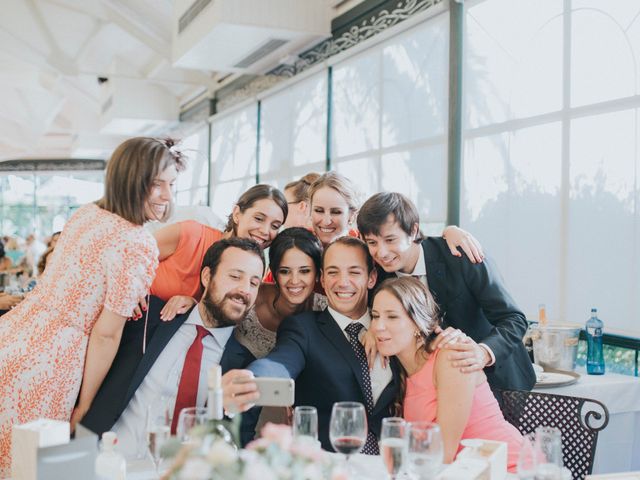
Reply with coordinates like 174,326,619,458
207,439,238,467
179,458,212,480
243,460,277,480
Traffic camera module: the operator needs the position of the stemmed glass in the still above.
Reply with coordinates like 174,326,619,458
176,406,208,445
329,401,367,469
146,404,171,474
406,421,443,480
293,406,319,443
379,417,407,480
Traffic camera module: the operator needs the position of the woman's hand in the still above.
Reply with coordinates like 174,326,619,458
128,295,148,321
160,295,196,321
362,327,387,370
442,226,484,264
70,403,89,433
0,293,22,310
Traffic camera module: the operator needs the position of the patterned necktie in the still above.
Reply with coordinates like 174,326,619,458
171,325,211,434
344,322,379,455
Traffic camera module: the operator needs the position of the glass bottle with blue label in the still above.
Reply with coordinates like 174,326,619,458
585,308,605,375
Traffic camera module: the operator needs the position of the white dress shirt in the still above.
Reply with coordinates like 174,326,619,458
327,307,393,405
113,306,234,454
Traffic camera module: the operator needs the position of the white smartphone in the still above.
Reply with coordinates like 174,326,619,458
253,377,295,407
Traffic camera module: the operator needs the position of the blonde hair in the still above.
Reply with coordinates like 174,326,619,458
97,137,186,225
284,172,321,203
309,171,360,213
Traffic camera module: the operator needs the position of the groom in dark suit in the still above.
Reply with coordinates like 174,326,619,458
80,237,264,449
357,192,535,394
225,237,399,454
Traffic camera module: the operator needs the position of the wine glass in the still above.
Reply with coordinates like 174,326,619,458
146,405,171,474
293,406,319,443
379,417,407,480
329,401,367,467
176,406,208,445
406,421,443,480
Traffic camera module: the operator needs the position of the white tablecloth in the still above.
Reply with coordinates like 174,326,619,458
534,369,640,474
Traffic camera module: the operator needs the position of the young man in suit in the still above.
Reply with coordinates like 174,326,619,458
356,192,535,394
80,237,264,451
224,237,398,454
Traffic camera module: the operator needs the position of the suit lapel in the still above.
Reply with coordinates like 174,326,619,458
423,240,449,326
316,309,369,399
124,312,188,404
220,334,253,372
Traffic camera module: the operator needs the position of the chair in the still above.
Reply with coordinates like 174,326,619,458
500,390,609,480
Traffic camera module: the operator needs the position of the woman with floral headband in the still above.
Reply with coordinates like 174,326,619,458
0,137,185,476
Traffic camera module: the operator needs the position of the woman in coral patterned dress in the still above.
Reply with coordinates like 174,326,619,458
0,137,184,475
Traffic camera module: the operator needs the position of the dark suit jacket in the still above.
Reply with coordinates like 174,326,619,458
82,296,255,442
377,237,535,392
247,309,400,451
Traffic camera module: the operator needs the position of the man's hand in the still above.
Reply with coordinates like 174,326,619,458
431,326,466,350
443,336,491,373
222,369,260,414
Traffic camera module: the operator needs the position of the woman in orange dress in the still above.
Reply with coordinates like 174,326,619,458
370,277,523,472
149,184,288,320
0,137,185,476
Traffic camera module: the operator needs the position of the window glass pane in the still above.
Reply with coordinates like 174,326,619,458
334,157,379,205
177,124,210,201
210,178,255,224
465,0,563,128
211,104,257,183
332,49,381,158
461,123,562,319
380,145,448,225
571,1,640,107
260,72,327,176
567,109,638,334
382,11,449,147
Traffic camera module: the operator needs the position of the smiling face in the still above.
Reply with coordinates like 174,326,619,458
321,243,377,320
311,187,355,247
144,164,178,221
363,214,420,274
200,246,263,327
275,247,317,305
371,289,418,357
233,198,284,249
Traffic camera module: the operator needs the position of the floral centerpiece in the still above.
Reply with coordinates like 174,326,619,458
162,423,345,480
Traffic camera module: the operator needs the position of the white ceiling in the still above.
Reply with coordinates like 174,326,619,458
0,0,217,161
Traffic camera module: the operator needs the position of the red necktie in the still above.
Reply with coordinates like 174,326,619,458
171,325,211,434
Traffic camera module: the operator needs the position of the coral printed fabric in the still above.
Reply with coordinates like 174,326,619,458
0,203,158,475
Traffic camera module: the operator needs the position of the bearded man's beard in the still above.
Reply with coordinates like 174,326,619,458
201,290,250,328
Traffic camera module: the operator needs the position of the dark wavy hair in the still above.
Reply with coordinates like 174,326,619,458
269,227,323,283
200,237,265,287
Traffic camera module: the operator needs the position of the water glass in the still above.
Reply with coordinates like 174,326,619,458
380,417,407,480
176,406,208,445
406,421,443,480
146,405,171,474
329,401,367,462
517,433,537,480
293,406,318,441
535,427,563,479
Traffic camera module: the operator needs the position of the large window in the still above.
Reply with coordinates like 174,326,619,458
462,0,640,336
331,9,450,232
0,171,104,239
176,123,210,207
210,104,258,222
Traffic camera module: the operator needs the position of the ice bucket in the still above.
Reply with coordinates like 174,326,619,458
530,323,581,371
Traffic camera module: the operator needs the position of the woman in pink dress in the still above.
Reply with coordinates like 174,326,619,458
370,277,523,472
0,137,185,475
